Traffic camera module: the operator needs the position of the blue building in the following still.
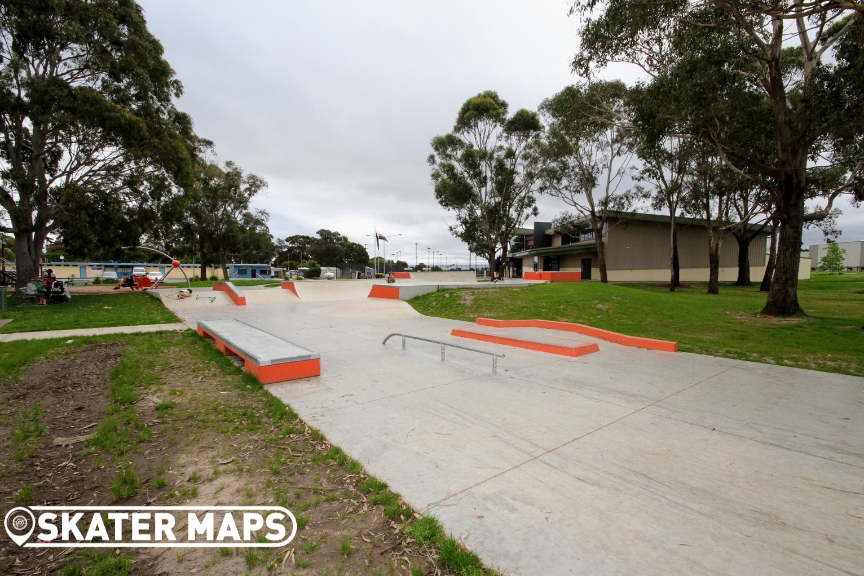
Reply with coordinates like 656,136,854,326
227,264,272,279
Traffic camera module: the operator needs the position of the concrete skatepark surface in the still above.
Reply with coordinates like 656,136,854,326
154,280,864,576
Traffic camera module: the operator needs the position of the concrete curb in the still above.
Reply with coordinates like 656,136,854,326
475,318,678,352
0,323,189,342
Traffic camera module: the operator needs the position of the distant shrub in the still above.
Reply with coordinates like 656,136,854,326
92,277,102,285
375,273,385,278
191,275,200,281
306,260,321,278
209,275,219,282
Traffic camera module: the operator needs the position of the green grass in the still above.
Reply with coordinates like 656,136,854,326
58,549,134,576
111,465,140,500
0,292,178,333
409,272,864,376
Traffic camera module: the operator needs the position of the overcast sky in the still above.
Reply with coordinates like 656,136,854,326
139,0,863,266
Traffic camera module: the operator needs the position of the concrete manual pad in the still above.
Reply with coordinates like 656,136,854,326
158,281,864,576
452,325,600,357
197,319,318,365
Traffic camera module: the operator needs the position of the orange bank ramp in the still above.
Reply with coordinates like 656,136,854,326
474,318,678,352
451,326,600,357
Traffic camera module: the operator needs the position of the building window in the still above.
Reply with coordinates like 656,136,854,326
561,232,579,245
237,268,248,275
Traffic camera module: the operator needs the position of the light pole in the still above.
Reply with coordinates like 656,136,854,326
427,248,430,271
375,232,401,274
415,243,418,270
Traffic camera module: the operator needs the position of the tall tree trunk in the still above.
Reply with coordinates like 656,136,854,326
668,219,675,291
707,240,721,294
198,238,208,281
734,233,752,286
762,177,805,315
672,228,680,287
590,218,608,283
14,232,39,295
220,248,230,281
760,221,778,292
668,219,677,291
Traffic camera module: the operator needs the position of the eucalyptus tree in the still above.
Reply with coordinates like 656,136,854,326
628,83,696,290
0,0,195,289
681,146,735,294
535,81,634,283
429,91,542,272
181,159,267,280
729,185,772,286
571,0,864,314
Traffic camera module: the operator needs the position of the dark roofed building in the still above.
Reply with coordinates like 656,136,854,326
509,211,809,282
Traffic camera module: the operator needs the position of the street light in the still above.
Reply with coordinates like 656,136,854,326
415,243,418,270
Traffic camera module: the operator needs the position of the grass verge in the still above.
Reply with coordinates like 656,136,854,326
409,272,864,376
0,292,179,333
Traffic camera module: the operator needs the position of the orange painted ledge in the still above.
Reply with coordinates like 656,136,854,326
522,271,581,282
451,328,599,357
197,325,320,384
281,281,299,297
368,285,400,299
246,358,321,384
475,318,678,352
213,282,247,305
392,272,411,279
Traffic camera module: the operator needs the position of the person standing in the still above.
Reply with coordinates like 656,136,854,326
493,256,502,282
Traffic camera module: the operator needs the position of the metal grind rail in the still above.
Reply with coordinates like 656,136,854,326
382,333,504,373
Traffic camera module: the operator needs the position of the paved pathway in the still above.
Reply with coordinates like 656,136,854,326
0,322,188,342
154,282,864,576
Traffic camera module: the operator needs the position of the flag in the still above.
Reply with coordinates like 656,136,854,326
375,231,388,250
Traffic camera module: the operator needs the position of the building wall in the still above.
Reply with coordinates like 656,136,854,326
607,266,766,283
604,220,767,271
808,241,864,270
42,263,226,280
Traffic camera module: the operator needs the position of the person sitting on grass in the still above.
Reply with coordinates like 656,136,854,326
114,275,138,290
26,277,48,305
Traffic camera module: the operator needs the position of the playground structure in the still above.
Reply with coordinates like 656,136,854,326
121,246,191,289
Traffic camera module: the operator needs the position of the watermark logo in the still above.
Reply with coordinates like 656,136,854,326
3,506,296,548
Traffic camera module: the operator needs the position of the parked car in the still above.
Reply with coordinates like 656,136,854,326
147,271,162,282
132,266,147,276
101,271,118,281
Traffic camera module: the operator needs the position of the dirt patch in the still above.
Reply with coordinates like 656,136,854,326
0,342,145,573
1,334,455,575
458,291,477,306
723,310,809,323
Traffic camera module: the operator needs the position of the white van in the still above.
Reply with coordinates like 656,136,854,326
132,266,147,277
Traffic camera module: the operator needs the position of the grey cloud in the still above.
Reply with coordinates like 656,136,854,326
139,0,861,266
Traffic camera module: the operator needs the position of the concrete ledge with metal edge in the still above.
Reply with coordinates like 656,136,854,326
382,333,504,373
368,284,439,300
197,319,320,383
451,326,600,357
212,281,247,305
475,318,678,352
